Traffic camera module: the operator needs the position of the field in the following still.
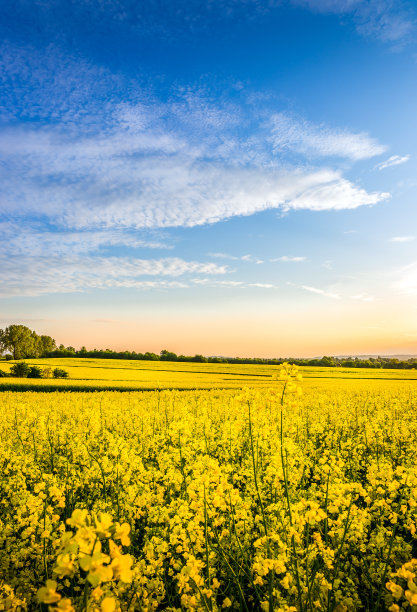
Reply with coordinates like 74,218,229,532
1,362,416,611
0,357,417,392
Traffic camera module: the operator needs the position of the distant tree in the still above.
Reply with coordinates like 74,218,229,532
160,349,178,361
144,352,160,361
28,365,43,378
192,354,207,363
10,361,30,377
37,335,57,356
0,326,35,360
0,325,56,359
53,367,69,378
320,356,336,367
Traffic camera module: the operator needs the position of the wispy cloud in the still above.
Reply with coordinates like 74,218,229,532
1,123,389,230
351,293,374,302
282,176,389,211
0,44,390,236
392,262,417,295
191,279,276,289
300,285,341,300
375,155,410,170
0,41,393,298
247,283,275,288
0,222,171,257
270,256,307,262
390,236,416,243
290,282,341,299
208,253,263,263
270,112,387,161
291,0,415,44
0,256,230,297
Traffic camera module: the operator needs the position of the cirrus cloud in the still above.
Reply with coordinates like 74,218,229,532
0,256,231,297
270,112,387,161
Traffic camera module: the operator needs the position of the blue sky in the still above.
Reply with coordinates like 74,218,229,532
1,0,416,356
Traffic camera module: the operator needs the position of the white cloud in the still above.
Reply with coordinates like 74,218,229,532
247,283,275,288
208,253,263,263
290,0,414,44
392,262,417,295
0,256,229,297
0,126,389,229
283,176,389,211
270,112,387,160
0,222,171,256
301,285,341,299
351,294,374,302
0,43,390,235
390,236,416,243
376,155,410,170
0,41,393,303
192,279,243,287
270,256,307,262
290,283,341,299
208,253,249,260
191,279,276,289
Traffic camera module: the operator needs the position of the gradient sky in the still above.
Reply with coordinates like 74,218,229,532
1,0,417,357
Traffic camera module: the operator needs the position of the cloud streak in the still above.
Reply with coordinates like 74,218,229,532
393,262,417,295
270,112,387,161
289,282,341,299
291,0,414,44
0,256,230,297
208,253,264,263
376,155,410,170
0,222,171,257
270,256,307,262
390,236,415,243
299,285,341,300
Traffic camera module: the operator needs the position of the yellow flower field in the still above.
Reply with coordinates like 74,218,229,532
0,358,416,391
0,364,416,611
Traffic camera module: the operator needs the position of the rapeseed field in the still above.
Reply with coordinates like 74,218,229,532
1,364,416,611
0,358,416,392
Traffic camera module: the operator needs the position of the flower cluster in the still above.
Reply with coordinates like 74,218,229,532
0,362,416,610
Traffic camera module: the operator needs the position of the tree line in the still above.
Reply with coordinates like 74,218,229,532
1,325,416,369
47,348,417,369
0,325,56,359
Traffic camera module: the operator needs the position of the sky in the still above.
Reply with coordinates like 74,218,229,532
0,0,417,357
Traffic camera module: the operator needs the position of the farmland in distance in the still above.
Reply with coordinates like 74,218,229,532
0,357,417,391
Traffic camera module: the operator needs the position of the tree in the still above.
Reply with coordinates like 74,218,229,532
192,354,207,363
10,361,30,377
28,366,43,378
0,325,56,358
160,349,178,361
53,368,69,378
37,335,57,355
0,325,35,359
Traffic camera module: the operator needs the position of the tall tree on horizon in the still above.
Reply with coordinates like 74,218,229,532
0,325,56,359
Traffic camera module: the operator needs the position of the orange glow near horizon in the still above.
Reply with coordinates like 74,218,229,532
27,296,417,358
